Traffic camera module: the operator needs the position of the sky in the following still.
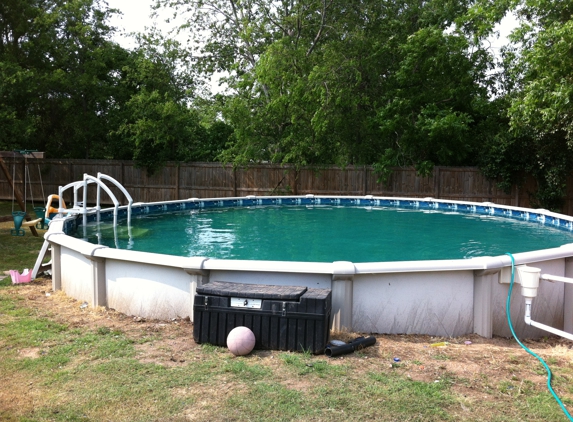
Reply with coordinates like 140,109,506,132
107,0,226,91
107,0,174,49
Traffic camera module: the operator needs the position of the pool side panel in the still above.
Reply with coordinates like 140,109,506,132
352,271,474,336
105,260,192,320
60,247,94,305
48,230,108,308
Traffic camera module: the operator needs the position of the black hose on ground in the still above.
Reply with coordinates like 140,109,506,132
325,336,376,357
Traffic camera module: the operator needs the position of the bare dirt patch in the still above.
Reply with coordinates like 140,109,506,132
18,347,41,359
136,336,199,366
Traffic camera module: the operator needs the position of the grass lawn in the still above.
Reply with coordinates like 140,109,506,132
1,201,573,421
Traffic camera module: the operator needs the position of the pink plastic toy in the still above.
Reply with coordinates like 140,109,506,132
9,269,32,284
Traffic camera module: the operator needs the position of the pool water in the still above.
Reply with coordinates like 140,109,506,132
74,205,573,262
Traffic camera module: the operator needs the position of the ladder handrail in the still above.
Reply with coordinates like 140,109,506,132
97,172,133,224
83,174,119,227
58,180,96,211
55,172,133,246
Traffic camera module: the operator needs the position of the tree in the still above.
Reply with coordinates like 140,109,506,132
0,0,134,158
1,0,218,173
160,0,497,174
375,23,493,177
0,0,57,151
115,31,210,174
477,0,573,210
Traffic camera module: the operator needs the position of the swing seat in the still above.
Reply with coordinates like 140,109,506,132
11,211,26,236
34,207,47,229
21,218,43,227
10,212,42,236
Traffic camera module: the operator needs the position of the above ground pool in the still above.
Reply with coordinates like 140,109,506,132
73,204,573,263
45,195,573,339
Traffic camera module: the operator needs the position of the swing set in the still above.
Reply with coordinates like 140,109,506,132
0,150,50,237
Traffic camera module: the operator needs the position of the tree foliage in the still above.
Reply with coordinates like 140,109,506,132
476,0,573,210
0,0,222,174
4,0,573,209
161,0,497,178
114,32,205,173
0,0,132,157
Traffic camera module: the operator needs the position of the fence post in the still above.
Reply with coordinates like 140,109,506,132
233,166,237,197
515,184,519,207
293,169,298,195
434,167,441,199
175,164,180,200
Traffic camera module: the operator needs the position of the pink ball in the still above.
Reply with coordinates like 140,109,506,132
226,326,256,356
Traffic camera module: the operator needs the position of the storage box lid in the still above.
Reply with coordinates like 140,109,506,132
197,281,308,300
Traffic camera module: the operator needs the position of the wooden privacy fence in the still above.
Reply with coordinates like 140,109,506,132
0,158,569,214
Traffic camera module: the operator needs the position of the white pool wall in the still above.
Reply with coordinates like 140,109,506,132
44,195,573,339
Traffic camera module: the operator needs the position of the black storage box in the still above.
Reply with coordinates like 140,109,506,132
193,281,332,353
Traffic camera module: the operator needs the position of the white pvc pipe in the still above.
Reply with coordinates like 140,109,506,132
96,179,101,213
83,176,88,228
58,180,93,212
58,185,63,213
524,299,573,341
528,320,573,341
74,184,79,208
59,173,134,246
541,274,573,284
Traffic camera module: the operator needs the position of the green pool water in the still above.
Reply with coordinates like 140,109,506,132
73,205,573,262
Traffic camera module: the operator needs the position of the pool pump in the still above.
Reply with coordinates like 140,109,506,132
514,265,573,341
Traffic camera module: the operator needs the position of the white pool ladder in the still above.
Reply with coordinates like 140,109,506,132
57,172,133,227
32,173,134,278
